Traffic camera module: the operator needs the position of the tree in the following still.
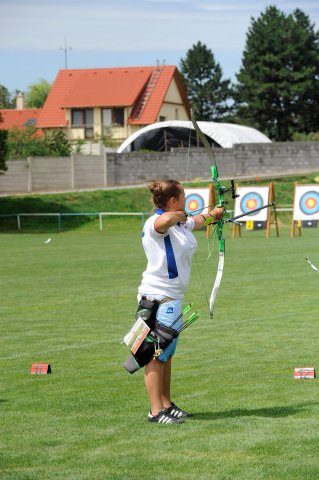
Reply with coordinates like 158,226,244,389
0,85,14,109
0,112,8,174
25,79,52,108
234,6,319,141
7,127,71,160
180,41,233,121
291,9,319,135
44,130,72,157
7,126,50,159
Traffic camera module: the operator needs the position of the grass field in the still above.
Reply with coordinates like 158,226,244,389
1,220,319,479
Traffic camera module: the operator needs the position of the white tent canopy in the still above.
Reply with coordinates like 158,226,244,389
117,120,271,153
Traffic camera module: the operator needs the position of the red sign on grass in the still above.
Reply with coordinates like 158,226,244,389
30,364,52,374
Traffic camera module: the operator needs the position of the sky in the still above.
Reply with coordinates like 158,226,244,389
1,0,319,95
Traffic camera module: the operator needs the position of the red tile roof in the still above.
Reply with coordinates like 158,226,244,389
37,66,190,128
63,68,153,108
37,70,83,128
129,66,190,125
0,109,41,130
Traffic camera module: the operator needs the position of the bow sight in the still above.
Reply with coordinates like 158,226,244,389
218,178,239,200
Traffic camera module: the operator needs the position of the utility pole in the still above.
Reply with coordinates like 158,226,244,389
60,38,72,69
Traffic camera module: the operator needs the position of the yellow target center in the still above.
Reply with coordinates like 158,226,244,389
306,198,315,208
247,199,257,210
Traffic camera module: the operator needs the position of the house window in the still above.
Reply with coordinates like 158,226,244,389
71,109,94,139
102,109,112,127
113,108,124,126
85,109,94,139
175,109,179,120
159,116,166,122
72,110,83,127
102,108,124,129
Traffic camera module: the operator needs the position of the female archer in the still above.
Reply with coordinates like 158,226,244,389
138,179,224,424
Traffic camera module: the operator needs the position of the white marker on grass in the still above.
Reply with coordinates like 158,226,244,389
305,258,319,273
44,238,52,244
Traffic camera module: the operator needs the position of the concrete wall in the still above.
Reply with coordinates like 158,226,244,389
0,155,105,194
105,142,319,186
0,142,318,195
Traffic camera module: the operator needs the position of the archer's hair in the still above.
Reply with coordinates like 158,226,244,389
148,179,182,209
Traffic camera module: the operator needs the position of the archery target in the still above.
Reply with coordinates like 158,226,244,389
299,191,319,215
240,192,263,216
234,187,270,221
184,189,209,215
293,185,319,220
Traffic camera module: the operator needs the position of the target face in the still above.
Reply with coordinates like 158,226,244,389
234,186,269,221
293,185,319,220
240,192,263,216
299,191,319,216
184,189,209,215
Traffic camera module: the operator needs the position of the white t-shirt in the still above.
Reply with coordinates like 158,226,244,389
138,209,198,299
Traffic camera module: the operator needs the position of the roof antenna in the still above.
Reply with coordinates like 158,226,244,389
60,38,72,69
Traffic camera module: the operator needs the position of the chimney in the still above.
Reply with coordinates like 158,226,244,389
16,92,25,110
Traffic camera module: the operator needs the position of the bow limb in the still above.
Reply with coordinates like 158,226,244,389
190,109,225,318
209,216,225,318
191,109,217,170
209,249,224,318
190,109,224,209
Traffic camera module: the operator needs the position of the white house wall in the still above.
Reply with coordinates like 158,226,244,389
157,78,189,121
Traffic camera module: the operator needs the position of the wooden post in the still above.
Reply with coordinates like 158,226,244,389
291,182,302,237
267,182,279,239
164,130,168,152
232,182,241,239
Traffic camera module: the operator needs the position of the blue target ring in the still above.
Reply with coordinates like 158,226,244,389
185,193,205,214
240,192,263,216
299,191,319,215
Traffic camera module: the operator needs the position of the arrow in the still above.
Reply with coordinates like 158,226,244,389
205,202,275,226
171,302,193,328
305,258,319,273
177,312,199,334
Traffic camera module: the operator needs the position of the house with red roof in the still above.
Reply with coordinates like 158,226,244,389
0,109,41,130
0,92,43,138
37,65,191,144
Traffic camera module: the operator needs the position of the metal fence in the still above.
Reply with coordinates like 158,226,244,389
0,212,152,232
0,209,292,232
